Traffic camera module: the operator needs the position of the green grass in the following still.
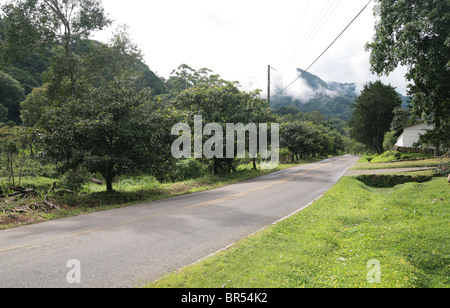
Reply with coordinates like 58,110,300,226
146,177,449,288
1,176,59,191
353,158,445,170
358,151,434,164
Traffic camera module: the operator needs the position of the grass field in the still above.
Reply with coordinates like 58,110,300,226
146,176,449,288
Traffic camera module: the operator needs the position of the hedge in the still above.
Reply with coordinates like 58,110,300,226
355,174,433,188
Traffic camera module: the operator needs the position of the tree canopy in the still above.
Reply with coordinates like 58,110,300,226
41,76,178,191
0,71,25,124
348,81,402,154
366,0,449,130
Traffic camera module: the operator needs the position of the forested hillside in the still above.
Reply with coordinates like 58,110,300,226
271,68,410,121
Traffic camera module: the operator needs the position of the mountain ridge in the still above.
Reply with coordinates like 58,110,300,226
271,68,409,121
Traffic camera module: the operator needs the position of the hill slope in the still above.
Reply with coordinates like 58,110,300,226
271,69,409,121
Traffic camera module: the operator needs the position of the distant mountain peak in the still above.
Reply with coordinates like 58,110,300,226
295,68,357,97
272,69,410,121
295,68,331,91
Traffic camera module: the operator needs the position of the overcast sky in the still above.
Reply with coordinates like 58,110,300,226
94,1,406,96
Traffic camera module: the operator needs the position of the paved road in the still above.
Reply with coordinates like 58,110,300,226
0,155,360,288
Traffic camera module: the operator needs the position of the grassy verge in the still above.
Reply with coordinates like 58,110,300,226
146,177,449,288
0,159,321,230
359,151,434,163
352,157,445,170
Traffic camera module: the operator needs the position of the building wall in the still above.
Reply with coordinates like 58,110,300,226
395,122,435,148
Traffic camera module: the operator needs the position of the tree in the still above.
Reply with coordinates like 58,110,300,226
281,121,316,161
166,64,223,95
41,75,175,192
20,87,49,127
366,0,449,130
390,107,412,132
0,71,25,124
348,81,402,154
1,0,111,62
174,79,274,173
0,105,8,123
1,0,111,96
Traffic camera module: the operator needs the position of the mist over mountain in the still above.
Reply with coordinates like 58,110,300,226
271,68,409,121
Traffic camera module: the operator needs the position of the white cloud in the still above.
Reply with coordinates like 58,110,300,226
90,0,409,95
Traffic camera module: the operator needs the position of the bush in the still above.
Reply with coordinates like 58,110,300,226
432,162,450,177
171,159,207,182
355,174,432,188
62,166,91,192
383,131,397,151
394,146,434,155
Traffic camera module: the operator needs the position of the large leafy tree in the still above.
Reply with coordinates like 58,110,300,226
349,81,402,154
366,0,449,131
1,0,111,96
281,121,316,161
174,79,274,173
280,120,336,160
0,71,25,124
41,76,177,192
20,87,48,127
1,0,111,62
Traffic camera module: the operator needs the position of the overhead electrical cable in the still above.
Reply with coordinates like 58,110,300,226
275,0,373,97
278,0,311,70
279,0,337,74
283,0,342,72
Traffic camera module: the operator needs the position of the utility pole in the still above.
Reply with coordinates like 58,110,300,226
268,65,271,106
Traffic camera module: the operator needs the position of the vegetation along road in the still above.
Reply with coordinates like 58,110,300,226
0,155,359,288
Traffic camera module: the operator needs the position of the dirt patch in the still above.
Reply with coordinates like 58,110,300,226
0,213,32,227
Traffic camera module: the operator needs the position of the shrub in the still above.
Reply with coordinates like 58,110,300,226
171,159,207,182
62,166,91,192
394,146,434,155
355,174,432,188
432,162,450,177
383,131,397,151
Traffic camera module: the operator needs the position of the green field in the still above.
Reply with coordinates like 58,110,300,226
147,176,449,288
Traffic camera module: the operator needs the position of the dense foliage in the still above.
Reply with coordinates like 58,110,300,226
1,0,445,193
348,81,402,154
366,0,450,150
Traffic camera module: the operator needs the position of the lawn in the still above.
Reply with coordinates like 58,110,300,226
146,176,449,288
352,157,445,170
358,151,434,163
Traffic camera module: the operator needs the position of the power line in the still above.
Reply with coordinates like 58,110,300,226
279,0,338,74
278,0,311,70
281,0,342,73
275,0,373,97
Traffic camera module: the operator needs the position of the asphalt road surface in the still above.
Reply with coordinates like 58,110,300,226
0,155,360,288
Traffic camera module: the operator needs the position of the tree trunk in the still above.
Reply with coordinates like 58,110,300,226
9,153,15,187
214,158,219,175
227,159,236,173
434,144,440,157
106,178,113,192
105,165,115,192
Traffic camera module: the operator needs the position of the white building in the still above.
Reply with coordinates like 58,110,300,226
395,122,435,148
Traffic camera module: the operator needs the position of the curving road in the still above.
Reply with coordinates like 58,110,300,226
0,155,360,288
